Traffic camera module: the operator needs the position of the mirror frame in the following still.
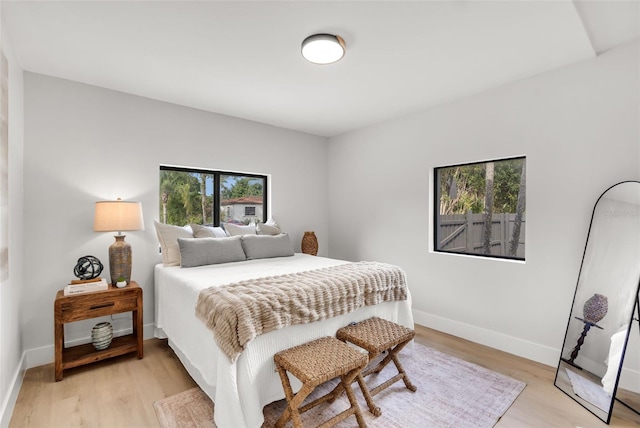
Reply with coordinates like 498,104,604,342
554,180,640,424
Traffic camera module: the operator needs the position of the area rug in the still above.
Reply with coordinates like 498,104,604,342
153,342,525,428
565,367,610,412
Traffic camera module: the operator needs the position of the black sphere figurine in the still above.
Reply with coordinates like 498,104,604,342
73,255,104,280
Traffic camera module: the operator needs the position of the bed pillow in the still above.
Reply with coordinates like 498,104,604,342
240,233,294,260
178,236,247,267
224,223,257,236
257,222,281,235
154,221,194,266
191,223,228,238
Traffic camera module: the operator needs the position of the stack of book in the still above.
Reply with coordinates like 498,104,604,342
64,277,109,296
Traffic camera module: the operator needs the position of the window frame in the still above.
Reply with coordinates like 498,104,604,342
159,165,268,226
433,156,526,261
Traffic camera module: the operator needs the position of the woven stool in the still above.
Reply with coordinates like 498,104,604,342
274,336,368,428
336,317,417,416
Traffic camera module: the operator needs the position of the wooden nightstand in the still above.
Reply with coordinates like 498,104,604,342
54,281,143,381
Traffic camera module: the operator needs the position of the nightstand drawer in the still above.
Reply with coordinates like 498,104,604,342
56,287,142,323
57,291,139,322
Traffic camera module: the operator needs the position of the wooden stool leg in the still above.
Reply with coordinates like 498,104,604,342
276,365,314,428
392,353,417,392
390,341,417,392
289,384,314,428
343,369,367,428
356,372,381,417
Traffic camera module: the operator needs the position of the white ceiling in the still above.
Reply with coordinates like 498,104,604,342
3,1,639,137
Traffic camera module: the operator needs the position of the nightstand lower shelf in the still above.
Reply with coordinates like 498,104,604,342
62,334,140,370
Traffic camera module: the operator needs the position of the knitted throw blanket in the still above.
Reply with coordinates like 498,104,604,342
195,261,408,362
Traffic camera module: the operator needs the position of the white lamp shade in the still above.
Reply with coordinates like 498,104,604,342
94,200,144,233
301,34,345,64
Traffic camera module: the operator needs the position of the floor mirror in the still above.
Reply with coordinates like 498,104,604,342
555,181,640,424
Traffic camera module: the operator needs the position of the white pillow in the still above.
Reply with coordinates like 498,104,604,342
602,325,629,395
154,220,193,266
191,223,228,238
265,217,279,227
257,222,281,235
224,223,257,236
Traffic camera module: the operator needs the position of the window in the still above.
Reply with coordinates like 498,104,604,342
434,157,526,260
159,166,267,227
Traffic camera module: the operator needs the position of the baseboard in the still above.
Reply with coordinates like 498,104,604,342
413,309,640,394
618,367,640,394
0,352,26,428
412,308,560,367
24,322,156,370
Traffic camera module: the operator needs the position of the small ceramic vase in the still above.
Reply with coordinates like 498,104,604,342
91,322,113,350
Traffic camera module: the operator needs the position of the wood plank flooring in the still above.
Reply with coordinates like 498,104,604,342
9,325,640,427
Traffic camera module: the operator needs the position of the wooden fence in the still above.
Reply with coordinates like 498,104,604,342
438,212,525,258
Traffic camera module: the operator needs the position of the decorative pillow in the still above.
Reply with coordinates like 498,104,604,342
154,221,194,266
240,233,294,260
177,236,247,268
265,217,279,227
224,223,257,236
257,222,281,235
191,223,228,238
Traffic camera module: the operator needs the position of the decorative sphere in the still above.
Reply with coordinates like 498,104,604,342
73,255,103,280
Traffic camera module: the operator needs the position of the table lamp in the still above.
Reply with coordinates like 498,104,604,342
94,198,144,285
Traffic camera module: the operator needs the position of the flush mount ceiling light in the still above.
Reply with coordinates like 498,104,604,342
301,34,346,65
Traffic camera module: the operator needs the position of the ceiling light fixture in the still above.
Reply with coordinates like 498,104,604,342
301,34,346,65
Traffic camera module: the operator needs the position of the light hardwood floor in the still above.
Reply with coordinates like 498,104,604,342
9,325,640,427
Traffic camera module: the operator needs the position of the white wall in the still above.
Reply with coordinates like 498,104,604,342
22,73,329,367
9,26,640,424
328,39,640,381
0,17,25,428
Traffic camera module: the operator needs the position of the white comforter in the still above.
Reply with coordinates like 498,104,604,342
154,254,414,428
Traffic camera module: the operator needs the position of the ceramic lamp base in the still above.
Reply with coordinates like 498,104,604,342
109,235,132,286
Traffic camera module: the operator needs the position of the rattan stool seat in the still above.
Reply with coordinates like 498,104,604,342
274,336,368,428
336,317,417,416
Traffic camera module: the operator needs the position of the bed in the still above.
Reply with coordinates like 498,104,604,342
154,251,414,427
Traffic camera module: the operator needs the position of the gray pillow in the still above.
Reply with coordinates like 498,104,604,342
177,236,247,268
240,233,294,260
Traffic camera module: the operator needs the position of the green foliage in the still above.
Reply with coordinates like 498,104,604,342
494,159,524,213
160,170,211,226
439,164,485,214
438,158,525,215
221,176,263,200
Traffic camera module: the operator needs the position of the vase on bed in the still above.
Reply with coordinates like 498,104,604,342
301,231,318,256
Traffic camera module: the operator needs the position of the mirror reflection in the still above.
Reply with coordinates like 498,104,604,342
555,181,640,424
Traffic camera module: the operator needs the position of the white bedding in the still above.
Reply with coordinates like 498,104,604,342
154,253,414,428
